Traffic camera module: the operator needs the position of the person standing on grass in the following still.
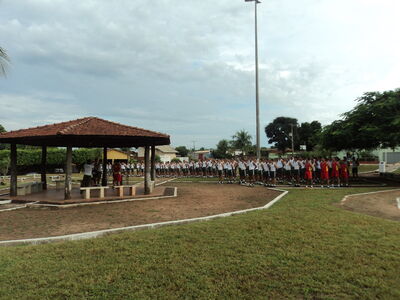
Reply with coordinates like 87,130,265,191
81,159,94,192
340,157,349,187
331,157,340,187
238,158,246,184
304,159,313,188
320,158,330,187
351,157,359,178
247,158,255,187
292,157,300,187
269,159,277,187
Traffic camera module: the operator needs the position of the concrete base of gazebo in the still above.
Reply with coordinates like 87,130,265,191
2,186,175,205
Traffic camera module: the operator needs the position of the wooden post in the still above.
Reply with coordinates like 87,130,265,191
64,146,72,200
144,146,151,194
41,146,47,190
102,147,108,186
151,145,156,181
10,143,17,197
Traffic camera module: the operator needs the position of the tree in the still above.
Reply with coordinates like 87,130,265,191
211,139,232,159
321,89,400,151
0,47,10,77
0,124,6,150
298,121,322,151
175,146,189,157
231,130,252,155
265,117,298,153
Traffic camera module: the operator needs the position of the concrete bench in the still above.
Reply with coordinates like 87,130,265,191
54,180,64,191
80,186,109,199
114,185,137,197
17,182,43,196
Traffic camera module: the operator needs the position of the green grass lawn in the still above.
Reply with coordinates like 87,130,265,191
393,168,400,175
358,164,378,173
1,188,400,299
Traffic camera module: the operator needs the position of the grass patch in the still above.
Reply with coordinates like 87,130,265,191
0,188,400,299
359,164,378,173
393,168,400,175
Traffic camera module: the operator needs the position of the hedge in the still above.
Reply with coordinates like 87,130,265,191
0,148,102,166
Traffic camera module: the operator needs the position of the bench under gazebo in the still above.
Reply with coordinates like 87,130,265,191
0,117,170,202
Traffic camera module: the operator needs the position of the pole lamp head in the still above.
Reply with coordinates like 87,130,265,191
245,0,261,3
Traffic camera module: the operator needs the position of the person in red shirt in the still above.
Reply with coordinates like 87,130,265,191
331,157,340,187
340,157,349,187
112,161,122,186
320,158,330,187
304,159,313,188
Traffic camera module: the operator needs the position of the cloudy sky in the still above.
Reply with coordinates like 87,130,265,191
0,0,399,149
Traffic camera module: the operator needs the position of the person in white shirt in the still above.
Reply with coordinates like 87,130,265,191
262,160,270,186
269,159,277,186
238,159,246,184
81,159,94,190
292,158,300,187
247,159,255,186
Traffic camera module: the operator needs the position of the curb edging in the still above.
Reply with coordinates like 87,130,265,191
0,188,288,247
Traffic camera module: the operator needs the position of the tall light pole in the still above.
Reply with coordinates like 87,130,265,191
245,0,261,160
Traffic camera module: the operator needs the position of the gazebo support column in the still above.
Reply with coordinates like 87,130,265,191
102,147,108,186
41,146,47,190
151,145,156,181
64,146,72,200
144,146,151,194
10,143,17,197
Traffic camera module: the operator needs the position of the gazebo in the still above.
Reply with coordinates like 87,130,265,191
0,117,170,200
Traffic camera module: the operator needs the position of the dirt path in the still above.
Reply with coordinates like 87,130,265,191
0,183,281,240
340,189,400,222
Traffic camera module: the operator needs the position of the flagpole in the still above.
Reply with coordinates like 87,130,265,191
245,0,261,161
254,0,260,161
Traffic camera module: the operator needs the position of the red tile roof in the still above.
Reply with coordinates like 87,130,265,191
0,117,170,147
0,117,169,138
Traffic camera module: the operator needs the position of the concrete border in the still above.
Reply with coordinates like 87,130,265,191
340,188,400,204
27,187,178,209
0,202,38,212
0,188,288,247
396,197,400,209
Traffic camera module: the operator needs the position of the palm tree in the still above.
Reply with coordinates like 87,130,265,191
0,47,10,77
231,130,252,156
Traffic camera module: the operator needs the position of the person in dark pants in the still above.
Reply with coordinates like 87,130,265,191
352,157,359,178
80,159,94,193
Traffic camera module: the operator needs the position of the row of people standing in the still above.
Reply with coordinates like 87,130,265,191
82,157,359,188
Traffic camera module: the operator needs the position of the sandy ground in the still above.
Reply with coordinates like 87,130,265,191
0,183,281,240
340,189,400,222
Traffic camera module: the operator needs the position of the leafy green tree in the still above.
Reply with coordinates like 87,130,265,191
265,117,298,153
231,130,252,155
0,47,10,77
298,121,322,151
211,139,232,159
321,89,400,151
0,124,5,133
175,146,189,157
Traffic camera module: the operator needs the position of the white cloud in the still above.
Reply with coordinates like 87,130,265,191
0,0,399,148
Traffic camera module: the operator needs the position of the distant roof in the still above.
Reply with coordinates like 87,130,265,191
194,150,211,154
0,117,170,147
156,145,178,153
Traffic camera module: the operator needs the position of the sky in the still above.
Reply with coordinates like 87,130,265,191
0,0,399,149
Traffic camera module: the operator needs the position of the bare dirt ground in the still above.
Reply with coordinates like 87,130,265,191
0,183,281,241
340,189,400,222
